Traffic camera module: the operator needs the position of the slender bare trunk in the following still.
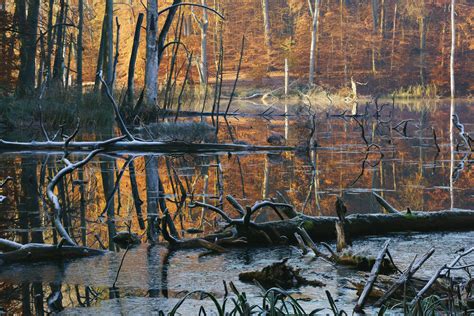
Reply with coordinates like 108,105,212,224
419,16,426,86
76,0,83,101
390,3,397,72
104,0,114,89
52,0,65,88
308,0,320,86
200,0,209,84
94,18,106,93
145,0,158,105
192,0,209,85
127,13,144,107
450,0,455,99
261,0,272,63
449,0,455,210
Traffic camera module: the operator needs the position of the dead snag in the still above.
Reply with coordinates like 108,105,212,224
354,239,391,313
335,196,352,251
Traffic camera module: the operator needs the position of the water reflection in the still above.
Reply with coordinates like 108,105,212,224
0,100,472,313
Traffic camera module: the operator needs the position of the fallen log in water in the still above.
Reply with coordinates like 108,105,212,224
0,238,106,265
0,139,293,154
253,210,474,243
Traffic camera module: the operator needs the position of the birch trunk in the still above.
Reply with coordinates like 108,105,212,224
200,0,209,85
145,0,159,105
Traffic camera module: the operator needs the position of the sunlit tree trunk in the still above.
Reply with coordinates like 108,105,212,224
16,0,40,97
145,0,159,105
261,0,272,63
192,0,209,85
308,0,320,86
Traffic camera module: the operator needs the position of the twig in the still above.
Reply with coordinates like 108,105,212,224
113,245,130,288
224,36,245,117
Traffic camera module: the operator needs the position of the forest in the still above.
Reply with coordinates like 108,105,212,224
0,0,473,315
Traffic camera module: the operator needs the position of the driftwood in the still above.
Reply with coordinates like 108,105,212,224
0,238,105,265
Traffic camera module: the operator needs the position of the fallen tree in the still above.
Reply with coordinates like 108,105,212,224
0,139,293,154
0,238,105,265
159,194,474,250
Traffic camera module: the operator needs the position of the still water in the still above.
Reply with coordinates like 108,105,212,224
0,99,472,314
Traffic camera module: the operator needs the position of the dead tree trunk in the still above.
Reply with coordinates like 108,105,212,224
145,0,159,105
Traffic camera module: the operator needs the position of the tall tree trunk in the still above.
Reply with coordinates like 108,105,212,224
450,0,455,99
104,0,114,89
199,0,209,85
76,0,83,102
145,0,158,105
52,0,66,89
308,0,320,86
16,0,40,97
65,34,73,90
45,0,54,85
390,2,397,72
371,0,379,33
261,0,272,64
127,13,144,107
94,18,106,93
419,16,426,86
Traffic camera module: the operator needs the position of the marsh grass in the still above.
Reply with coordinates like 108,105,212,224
0,91,115,131
394,84,439,99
